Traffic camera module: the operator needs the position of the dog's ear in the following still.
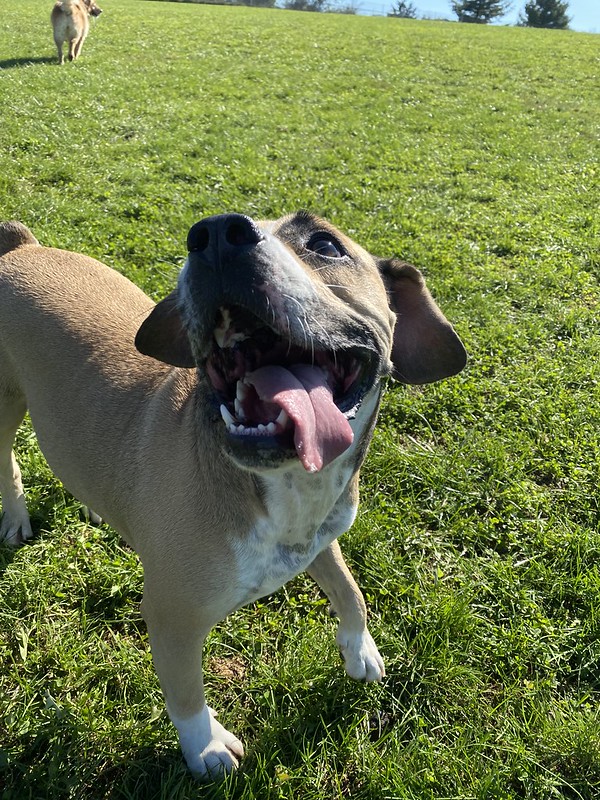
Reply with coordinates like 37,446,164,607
379,259,466,384
135,292,195,368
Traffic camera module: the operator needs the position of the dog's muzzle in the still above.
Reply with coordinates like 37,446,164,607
183,214,379,473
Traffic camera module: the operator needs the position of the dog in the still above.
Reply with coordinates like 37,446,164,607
50,0,102,65
0,214,466,779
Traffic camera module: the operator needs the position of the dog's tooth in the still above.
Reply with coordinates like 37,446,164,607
257,424,267,434
234,398,246,419
266,422,277,435
220,404,236,426
237,381,248,401
275,409,289,428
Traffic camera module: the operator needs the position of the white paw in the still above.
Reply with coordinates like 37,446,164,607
337,628,385,682
81,506,103,526
172,705,244,781
0,509,33,546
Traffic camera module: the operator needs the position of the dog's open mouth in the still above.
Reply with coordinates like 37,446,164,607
204,306,373,473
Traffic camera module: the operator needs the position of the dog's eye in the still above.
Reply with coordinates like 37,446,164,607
306,235,345,259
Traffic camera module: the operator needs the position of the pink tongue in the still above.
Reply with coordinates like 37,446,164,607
245,364,354,473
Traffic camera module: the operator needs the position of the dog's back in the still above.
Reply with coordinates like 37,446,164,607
51,0,89,44
0,221,38,257
51,0,101,64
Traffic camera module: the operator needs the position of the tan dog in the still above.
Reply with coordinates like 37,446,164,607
0,215,466,779
51,0,102,65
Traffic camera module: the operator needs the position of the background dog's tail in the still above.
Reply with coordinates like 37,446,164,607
0,221,39,256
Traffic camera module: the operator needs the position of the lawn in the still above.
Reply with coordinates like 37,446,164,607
1,1,599,798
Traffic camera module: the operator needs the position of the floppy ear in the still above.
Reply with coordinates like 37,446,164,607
135,291,195,368
379,259,467,384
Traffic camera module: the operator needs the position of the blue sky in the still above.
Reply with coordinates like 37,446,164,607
416,0,598,31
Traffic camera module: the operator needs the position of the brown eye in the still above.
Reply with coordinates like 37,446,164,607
307,235,345,259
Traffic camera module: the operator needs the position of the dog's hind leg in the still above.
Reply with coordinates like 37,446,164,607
54,37,64,65
141,586,244,780
307,540,385,682
67,37,78,61
0,392,33,546
72,31,87,60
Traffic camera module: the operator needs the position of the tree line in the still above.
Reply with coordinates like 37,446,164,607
391,0,571,28
145,0,572,26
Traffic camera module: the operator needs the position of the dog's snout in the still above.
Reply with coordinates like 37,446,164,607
187,214,263,255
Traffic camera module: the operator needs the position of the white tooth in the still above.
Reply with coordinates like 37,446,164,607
228,423,238,434
234,398,246,419
220,404,236,426
266,422,277,435
237,381,248,401
276,409,289,427
257,424,267,434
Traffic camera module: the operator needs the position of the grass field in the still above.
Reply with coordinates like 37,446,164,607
1,1,599,798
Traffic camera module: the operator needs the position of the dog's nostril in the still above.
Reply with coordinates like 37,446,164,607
187,224,210,253
224,217,262,248
187,214,263,255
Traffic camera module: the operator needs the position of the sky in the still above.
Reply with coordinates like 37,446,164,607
415,0,598,31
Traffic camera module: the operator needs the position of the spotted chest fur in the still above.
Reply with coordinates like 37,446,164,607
231,461,358,607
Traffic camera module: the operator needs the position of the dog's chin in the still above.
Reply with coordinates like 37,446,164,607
221,430,300,472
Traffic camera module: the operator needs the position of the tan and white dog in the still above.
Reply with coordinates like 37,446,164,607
51,0,102,65
0,214,466,779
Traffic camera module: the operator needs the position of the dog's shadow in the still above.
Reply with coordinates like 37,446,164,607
0,56,55,70
0,540,18,575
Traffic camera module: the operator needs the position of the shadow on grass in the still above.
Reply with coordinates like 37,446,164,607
0,675,389,799
0,542,18,574
0,717,199,800
0,505,59,572
0,56,56,69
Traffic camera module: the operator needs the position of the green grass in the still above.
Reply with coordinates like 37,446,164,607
1,1,599,797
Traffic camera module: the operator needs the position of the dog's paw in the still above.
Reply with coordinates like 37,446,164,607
0,510,33,546
81,506,103,526
174,705,244,781
337,628,385,682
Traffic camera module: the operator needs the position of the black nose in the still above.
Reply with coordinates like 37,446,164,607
187,214,263,255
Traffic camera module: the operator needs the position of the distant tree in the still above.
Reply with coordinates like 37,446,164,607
518,0,570,27
282,0,327,9
451,0,511,23
388,0,418,17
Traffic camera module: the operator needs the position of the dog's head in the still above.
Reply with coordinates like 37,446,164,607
136,212,466,473
84,0,102,16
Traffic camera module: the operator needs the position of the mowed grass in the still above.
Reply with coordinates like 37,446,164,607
1,1,600,797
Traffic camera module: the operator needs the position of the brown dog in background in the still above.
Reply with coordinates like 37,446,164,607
51,0,102,65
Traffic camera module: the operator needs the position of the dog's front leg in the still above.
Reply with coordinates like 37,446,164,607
141,590,244,780
0,395,33,545
307,540,385,682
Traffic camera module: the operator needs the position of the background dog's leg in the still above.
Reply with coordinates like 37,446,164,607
141,589,244,780
0,396,33,546
54,37,64,65
68,36,78,61
73,33,86,60
307,541,385,682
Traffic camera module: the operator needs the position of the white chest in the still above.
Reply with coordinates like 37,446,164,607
230,386,379,608
232,460,357,607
